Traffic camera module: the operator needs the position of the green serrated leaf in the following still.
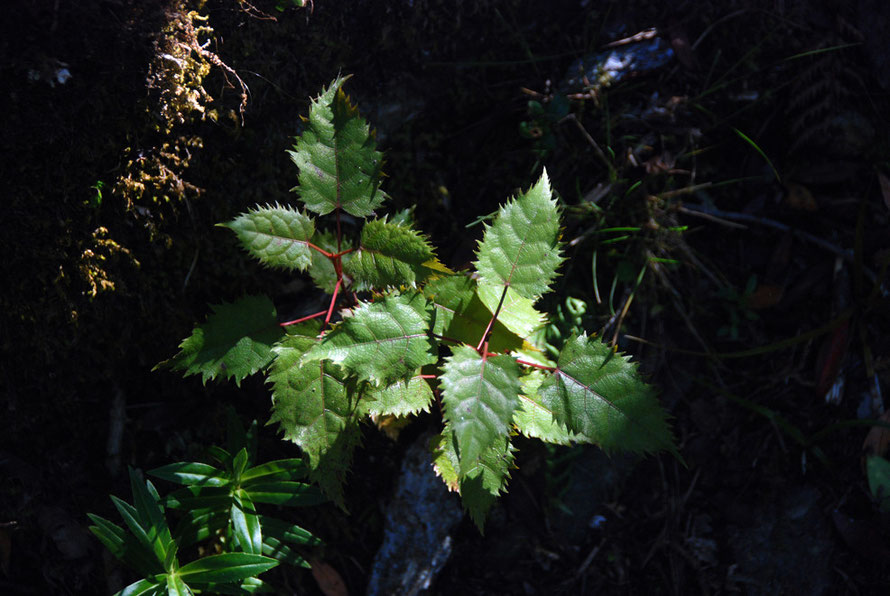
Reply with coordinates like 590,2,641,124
308,229,352,294
220,204,315,271
288,76,387,217
514,369,580,445
476,283,546,339
441,346,521,476
267,333,367,506
433,431,515,531
474,171,563,299
366,374,434,417
345,219,438,289
303,292,436,386
425,275,524,353
159,296,284,386
539,334,677,456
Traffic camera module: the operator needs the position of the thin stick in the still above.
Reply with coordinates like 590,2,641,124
560,113,616,177
679,203,882,285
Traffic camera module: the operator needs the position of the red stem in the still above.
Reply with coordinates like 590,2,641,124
307,242,334,258
476,285,508,352
323,277,342,328
419,374,438,380
280,310,327,327
515,358,557,372
433,333,464,345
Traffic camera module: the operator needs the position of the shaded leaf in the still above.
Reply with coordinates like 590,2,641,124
303,292,436,387
241,459,309,484
474,171,563,299
867,456,890,513
539,334,676,456
425,275,524,353
119,578,165,596
308,229,352,294
159,296,284,386
863,410,890,459
288,76,387,217
345,218,439,289
267,333,367,505
441,346,520,475
433,431,515,531
244,481,326,507
220,205,315,271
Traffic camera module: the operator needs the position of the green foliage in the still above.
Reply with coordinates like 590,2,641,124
159,295,285,386
161,76,678,529
867,456,890,513
88,416,322,595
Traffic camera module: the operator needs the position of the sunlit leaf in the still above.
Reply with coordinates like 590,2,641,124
474,171,562,299
441,346,520,476
288,76,387,217
220,204,315,271
303,292,436,387
539,334,676,456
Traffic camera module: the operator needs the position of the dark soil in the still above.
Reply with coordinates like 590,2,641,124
3,1,890,594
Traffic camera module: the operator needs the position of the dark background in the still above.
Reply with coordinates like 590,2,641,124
2,0,890,593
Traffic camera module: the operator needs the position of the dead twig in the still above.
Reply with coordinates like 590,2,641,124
679,203,883,287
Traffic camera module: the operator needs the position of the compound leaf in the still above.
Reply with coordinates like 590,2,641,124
474,171,562,299
159,296,283,386
345,219,439,289
220,204,315,271
539,334,677,456
425,275,524,353
288,76,387,217
366,374,434,417
441,346,520,476
267,330,367,505
303,291,436,387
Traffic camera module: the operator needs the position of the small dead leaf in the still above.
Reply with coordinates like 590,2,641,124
310,557,349,596
784,182,818,211
863,410,890,461
744,284,784,310
815,319,850,398
668,18,698,70
373,413,411,441
878,172,890,213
